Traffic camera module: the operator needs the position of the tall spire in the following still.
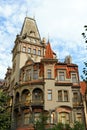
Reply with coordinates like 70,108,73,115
45,40,53,59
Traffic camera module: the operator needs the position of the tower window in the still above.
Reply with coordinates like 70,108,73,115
22,46,26,52
28,48,31,53
33,49,36,54
47,69,51,79
38,50,41,56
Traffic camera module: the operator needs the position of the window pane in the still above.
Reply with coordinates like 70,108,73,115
48,90,52,100
76,113,82,122
73,92,78,102
47,69,51,79
33,49,36,54
34,113,40,122
28,48,31,53
24,114,30,124
25,69,31,81
72,74,77,83
58,90,62,101
64,91,68,101
33,70,38,79
59,72,65,81
38,50,41,56
23,47,26,52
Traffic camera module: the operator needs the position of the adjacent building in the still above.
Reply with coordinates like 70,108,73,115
80,81,87,129
4,17,85,130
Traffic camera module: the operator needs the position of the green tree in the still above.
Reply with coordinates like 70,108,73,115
72,121,85,130
35,113,48,130
0,91,11,130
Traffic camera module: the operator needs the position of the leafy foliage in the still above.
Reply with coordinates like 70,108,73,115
72,121,85,130
35,113,48,130
0,91,11,130
81,62,87,82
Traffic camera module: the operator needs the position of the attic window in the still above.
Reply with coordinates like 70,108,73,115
30,30,35,37
71,73,78,83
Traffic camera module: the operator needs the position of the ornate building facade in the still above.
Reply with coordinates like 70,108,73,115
4,17,85,130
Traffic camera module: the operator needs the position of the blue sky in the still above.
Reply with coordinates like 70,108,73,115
0,0,87,79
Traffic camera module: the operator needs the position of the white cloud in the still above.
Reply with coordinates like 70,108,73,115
0,0,87,79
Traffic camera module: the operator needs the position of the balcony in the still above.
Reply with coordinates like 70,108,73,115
73,102,82,107
14,100,31,110
21,100,31,108
31,99,44,106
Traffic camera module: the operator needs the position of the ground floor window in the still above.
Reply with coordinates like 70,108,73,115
58,112,70,124
76,113,82,122
24,113,31,124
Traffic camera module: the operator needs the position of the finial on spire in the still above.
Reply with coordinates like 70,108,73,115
33,12,35,19
47,33,50,44
26,9,28,17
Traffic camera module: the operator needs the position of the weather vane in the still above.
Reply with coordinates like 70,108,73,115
26,9,28,17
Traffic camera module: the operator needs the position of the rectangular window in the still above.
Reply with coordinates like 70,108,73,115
59,72,65,81
28,48,31,53
38,50,41,56
73,92,78,102
47,69,51,79
24,114,30,124
33,70,38,79
64,91,68,101
34,113,40,122
76,113,82,122
25,69,31,81
72,73,77,83
23,46,26,52
48,90,52,100
58,90,62,101
33,49,36,54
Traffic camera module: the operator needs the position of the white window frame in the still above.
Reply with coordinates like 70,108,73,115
58,71,65,81
47,89,52,100
28,48,31,53
33,49,36,55
38,50,41,56
71,73,78,83
22,46,26,52
47,69,52,79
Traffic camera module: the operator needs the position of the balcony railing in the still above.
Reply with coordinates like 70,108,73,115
14,100,31,109
14,99,44,109
31,99,44,106
73,102,81,107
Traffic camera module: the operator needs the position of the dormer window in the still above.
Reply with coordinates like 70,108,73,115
59,71,65,81
71,73,78,83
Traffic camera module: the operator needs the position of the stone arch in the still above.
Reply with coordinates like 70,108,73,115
21,89,31,103
32,88,43,100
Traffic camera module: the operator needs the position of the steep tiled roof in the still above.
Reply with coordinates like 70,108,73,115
45,41,53,59
20,17,41,39
80,81,86,95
